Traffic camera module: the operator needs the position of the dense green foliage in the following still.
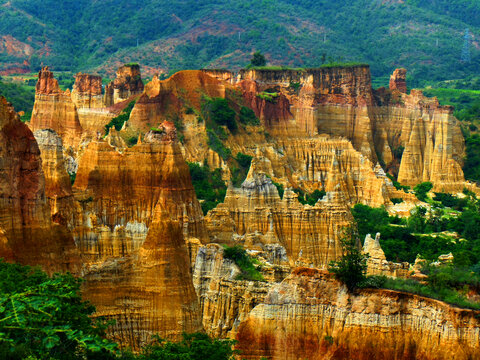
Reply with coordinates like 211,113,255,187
223,245,264,281
293,188,326,206
361,266,480,310
0,79,35,120
133,333,238,360
206,130,231,161
256,91,279,103
1,1,480,82
414,181,433,202
202,98,237,132
0,260,117,360
464,134,480,182
104,100,136,135
0,261,240,359
352,193,480,266
328,227,368,291
187,162,227,215
238,106,260,126
270,179,284,199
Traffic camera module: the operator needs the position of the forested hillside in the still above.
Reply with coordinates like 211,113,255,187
0,0,479,82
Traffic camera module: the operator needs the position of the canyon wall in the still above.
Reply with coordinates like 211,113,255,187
236,268,480,360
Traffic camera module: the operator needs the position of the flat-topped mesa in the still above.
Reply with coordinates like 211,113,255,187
239,65,374,106
30,67,83,149
0,97,79,272
236,268,480,360
237,66,377,159
71,73,104,108
389,68,407,93
104,64,144,106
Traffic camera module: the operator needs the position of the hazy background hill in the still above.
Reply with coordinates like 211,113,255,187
0,0,480,84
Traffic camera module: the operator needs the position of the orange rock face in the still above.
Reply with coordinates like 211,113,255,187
104,64,144,106
71,126,206,347
30,67,83,148
33,129,75,227
205,163,352,268
72,73,104,109
0,97,78,272
389,68,407,93
236,268,480,360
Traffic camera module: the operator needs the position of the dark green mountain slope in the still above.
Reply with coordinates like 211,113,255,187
0,0,479,82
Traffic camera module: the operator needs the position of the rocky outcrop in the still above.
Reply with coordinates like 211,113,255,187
71,73,104,109
30,67,83,148
236,268,480,360
104,64,144,106
363,233,409,278
83,195,203,350
205,163,352,268
192,244,276,339
236,67,466,192
0,97,78,271
128,70,228,132
72,123,206,347
389,68,407,93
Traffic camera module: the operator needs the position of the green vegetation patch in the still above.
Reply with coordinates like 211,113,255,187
187,162,227,215
0,260,117,359
464,134,480,182
104,100,136,135
206,129,231,161
223,245,265,281
0,80,35,119
328,227,368,291
256,91,279,103
352,194,480,267
361,267,480,310
136,332,238,360
202,97,237,132
414,181,433,202
293,188,326,206
238,106,260,126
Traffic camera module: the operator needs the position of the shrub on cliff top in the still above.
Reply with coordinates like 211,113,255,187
202,97,237,132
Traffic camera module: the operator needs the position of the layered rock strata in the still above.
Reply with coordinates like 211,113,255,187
236,67,466,191
33,129,76,227
72,123,206,347
30,67,83,148
193,244,278,338
205,164,352,268
71,73,104,109
236,268,480,360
